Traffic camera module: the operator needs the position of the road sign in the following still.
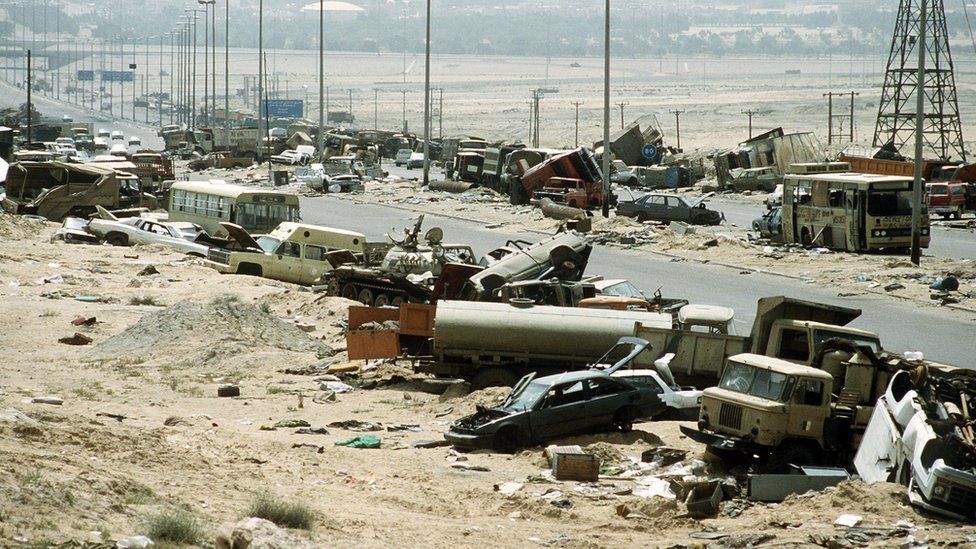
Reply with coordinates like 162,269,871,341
642,144,657,159
260,99,304,119
102,71,134,82
77,70,94,81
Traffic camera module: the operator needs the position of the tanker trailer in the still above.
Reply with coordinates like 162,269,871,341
424,300,672,387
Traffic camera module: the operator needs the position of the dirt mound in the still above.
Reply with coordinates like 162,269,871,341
0,213,52,240
448,386,511,414
90,294,330,363
771,480,909,522
585,441,625,466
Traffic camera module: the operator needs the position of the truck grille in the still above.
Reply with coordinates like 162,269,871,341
207,248,230,265
947,484,976,515
718,403,743,431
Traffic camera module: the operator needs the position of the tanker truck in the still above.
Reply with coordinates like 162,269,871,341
420,300,673,388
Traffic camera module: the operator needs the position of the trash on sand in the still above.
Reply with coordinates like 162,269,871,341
334,435,381,449
834,514,863,527
58,332,93,345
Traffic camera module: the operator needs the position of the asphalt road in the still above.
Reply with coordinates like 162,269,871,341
300,195,976,367
710,196,976,261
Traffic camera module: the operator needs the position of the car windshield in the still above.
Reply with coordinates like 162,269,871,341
867,189,913,216
928,184,948,195
256,236,280,252
505,381,548,410
603,281,643,298
718,362,792,401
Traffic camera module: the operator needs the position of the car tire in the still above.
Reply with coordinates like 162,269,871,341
955,207,963,220
612,406,636,432
494,425,523,453
752,221,761,232
105,233,128,246
236,263,262,277
472,368,519,389
635,212,648,223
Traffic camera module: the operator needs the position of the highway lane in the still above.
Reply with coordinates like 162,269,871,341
300,195,976,367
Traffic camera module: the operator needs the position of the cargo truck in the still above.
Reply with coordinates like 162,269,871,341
512,147,605,206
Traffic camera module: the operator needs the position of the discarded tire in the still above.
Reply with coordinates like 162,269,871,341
217,384,241,398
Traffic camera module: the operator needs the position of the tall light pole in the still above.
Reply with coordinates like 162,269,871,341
211,0,216,125
258,0,264,154
199,0,211,127
601,0,611,218
224,0,230,149
56,0,60,100
911,0,927,266
422,0,432,184
318,0,324,156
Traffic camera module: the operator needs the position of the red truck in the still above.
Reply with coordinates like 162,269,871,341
513,147,609,208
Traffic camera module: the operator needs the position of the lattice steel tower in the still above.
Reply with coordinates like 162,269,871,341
874,0,966,161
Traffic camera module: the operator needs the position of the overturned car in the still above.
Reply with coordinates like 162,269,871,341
854,366,976,520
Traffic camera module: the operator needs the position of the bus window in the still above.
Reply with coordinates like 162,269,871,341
868,190,913,216
812,181,829,207
829,190,844,207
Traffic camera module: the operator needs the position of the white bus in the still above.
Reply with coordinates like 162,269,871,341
167,180,300,236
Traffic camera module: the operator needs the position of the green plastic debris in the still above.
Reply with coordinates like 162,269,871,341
334,435,381,449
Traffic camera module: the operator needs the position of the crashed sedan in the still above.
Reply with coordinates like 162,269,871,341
615,192,724,225
445,369,665,451
85,208,210,256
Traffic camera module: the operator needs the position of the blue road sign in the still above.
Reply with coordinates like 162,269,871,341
642,144,657,159
77,70,94,81
260,99,304,119
102,71,134,82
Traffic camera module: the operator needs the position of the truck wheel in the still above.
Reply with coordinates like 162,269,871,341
105,233,128,246
357,288,375,305
954,207,963,220
762,441,817,473
340,283,358,301
495,425,523,453
612,406,636,433
942,213,951,220
237,263,262,277
472,368,519,389
374,293,391,307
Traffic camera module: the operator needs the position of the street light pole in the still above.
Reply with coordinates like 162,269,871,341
318,0,325,157
258,0,264,153
225,0,230,149
601,0,611,218
422,0,432,185
911,0,927,266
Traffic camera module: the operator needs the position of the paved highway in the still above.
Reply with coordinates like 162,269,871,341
301,196,975,367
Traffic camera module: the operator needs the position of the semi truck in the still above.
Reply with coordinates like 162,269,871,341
512,147,606,206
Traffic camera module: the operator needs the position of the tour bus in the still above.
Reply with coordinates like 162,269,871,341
782,173,929,252
167,180,300,236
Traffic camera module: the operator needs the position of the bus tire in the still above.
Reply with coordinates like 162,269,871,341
236,263,262,277
800,227,813,247
105,233,128,246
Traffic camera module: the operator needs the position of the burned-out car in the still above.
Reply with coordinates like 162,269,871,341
615,192,724,225
752,206,782,240
445,342,666,451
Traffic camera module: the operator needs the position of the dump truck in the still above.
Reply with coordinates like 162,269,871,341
1,161,158,220
681,344,896,472
511,147,605,206
482,143,526,191
630,295,881,388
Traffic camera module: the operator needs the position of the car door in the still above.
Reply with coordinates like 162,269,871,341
640,195,663,219
587,377,638,428
300,244,332,285
270,241,305,283
664,196,686,222
528,380,590,440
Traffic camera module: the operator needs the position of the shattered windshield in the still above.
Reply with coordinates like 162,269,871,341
602,281,643,298
505,381,547,410
719,362,792,401
867,190,913,216
256,236,280,253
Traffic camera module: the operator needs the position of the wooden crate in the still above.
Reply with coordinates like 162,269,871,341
399,303,435,337
346,329,399,360
552,452,599,482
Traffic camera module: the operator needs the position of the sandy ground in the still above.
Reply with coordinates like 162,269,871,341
2,213,975,547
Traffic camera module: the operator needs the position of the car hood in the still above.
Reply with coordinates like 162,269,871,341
219,222,261,249
450,406,527,433
689,191,716,208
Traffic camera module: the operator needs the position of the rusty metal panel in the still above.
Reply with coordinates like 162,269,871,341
346,330,399,360
348,305,399,330
398,303,435,337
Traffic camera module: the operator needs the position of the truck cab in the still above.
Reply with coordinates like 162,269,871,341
763,319,881,365
205,222,368,285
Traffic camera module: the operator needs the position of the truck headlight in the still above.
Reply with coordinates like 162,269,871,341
933,483,948,498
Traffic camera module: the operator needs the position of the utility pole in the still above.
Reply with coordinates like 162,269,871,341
823,91,859,144
601,0,610,218
225,0,230,149
617,101,628,129
373,88,378,129
911,0,928,265
318,0,324,157
422,0,431,185
56,0,60,100
401,89,407,133
348,88,353,117
26,49,32,144
669,109,684,151
571,101,582,147
438,88,443,141
742,109,760,139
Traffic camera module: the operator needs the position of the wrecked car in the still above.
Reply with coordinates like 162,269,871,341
445,352,665,451
854,366,976,520
615,192,724,225
50,217,100,244
86,207,210,256
752,207,783,240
